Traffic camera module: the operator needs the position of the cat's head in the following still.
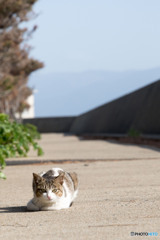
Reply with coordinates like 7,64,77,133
32,172,64,202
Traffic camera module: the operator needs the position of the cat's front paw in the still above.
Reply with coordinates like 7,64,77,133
40,206,62,211
27,200,40,211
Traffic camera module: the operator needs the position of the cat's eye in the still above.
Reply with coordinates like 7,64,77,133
52,189,58,193
38,189,46,193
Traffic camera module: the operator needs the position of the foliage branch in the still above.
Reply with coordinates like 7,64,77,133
0,114,43,179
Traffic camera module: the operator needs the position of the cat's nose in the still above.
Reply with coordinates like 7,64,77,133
47,195,52,200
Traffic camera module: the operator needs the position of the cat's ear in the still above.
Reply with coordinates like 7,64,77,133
56,172,65,185
33,173,42,184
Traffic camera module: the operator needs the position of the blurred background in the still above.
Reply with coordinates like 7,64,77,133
27,0,160,118
1,0,160,133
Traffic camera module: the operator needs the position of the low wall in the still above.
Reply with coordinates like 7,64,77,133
23,117,76,133
70,80,160,135
23,80,160,135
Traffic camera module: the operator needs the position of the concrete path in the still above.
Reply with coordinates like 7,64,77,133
1,134,160,240
6,133,160,164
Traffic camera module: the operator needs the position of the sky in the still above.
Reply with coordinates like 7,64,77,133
28,0,160,74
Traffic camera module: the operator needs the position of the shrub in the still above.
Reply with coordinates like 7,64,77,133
0,114,43,179
127,127,141,138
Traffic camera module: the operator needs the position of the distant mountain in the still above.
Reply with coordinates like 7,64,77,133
29,68,160,117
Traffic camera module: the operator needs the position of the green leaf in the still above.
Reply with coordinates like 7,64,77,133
37,147,44,156
0,155,6,169
0,172,6,179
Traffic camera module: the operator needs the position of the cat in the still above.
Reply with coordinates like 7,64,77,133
27,167,78,211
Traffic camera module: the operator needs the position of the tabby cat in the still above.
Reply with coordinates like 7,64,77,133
27,167,78,211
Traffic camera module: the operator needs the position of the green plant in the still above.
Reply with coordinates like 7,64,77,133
0,114,43,179
127,128,141,138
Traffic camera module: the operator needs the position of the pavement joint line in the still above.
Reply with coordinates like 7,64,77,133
5,157,160,166
88,223,138,228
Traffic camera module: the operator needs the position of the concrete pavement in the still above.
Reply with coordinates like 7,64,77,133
1,134,160,240
6,133,160,164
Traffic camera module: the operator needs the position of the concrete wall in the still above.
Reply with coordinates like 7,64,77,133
23,80,160,135
70,80,160,135
23,117,76,133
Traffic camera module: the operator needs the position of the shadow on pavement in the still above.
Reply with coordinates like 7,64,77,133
107,139,160,153
76,135,160,153
0,206,27,213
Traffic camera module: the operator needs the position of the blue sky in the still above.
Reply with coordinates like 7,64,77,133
29,0,160,74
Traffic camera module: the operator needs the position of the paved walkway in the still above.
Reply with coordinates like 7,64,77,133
6,133,160,164
1,134,160,240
